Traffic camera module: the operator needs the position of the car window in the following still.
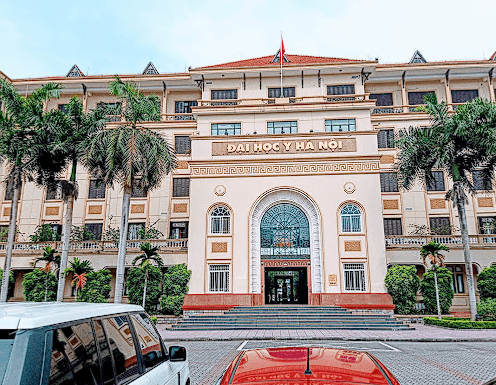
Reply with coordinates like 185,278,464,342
93,319,116,385
0,330,16,383
48,321,101,385
101,316,140,384
129,313,166,371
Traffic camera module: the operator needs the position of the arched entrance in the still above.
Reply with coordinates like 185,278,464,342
249,188,323,304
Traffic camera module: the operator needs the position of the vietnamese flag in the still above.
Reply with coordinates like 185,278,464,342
280,37,285,63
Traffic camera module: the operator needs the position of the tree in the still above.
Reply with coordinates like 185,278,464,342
420,266,454,315
65,258,93,299
0,268,14,299
0,79,66,302
30,245,61,301
23,269,57,302
420,241,450,318
384,265,420,314
132,242,163,308
160,264,191,316
126,265,162,313
477,265,496,300
85,77,176,303
77,269,112,303
49,97,107,302
29,224,61,242
396,94,496,320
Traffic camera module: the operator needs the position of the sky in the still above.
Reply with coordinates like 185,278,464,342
1,0,496,79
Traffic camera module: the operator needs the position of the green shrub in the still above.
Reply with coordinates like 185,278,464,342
23,269,57,301
420,266,454,314
30,224,61,242
424,317,496,329
126,265,162,314
160,264,191,316
150,316,158,325
78,269,112,303
477,298,496,321
477,265,496,300
385,265,420,314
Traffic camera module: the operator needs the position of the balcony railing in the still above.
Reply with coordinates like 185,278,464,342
162,113,195,121
385,235,496,247
197,94,370,107
372,103,467,115
0,239,188,253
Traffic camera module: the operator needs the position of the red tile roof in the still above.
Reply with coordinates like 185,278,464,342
195,54,365,69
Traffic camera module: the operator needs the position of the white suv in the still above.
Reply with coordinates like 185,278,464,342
0,302,189,385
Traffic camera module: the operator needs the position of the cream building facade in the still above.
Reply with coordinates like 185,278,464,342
1,52,496,314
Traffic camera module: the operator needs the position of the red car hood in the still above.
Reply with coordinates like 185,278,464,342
224,347,399,385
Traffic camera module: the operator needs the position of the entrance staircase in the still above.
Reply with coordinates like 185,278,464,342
172,305,410,330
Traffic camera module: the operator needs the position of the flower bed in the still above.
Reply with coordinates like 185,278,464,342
424,317,496,329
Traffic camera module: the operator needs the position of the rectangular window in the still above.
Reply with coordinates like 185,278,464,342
408,91,435,105
129,313,165,371
174,136,191,155
85,223,103,240
174,100,198,114
128,222,145,240
45,184,62,200
211,89,238,100
172,178,190,197
447,266,465,293
211,123,241,136
50,224,63,239
209,264,230,292
268,87,296,98
101,316,140,384
380,173,399,192
429,217,452,235
4,181,13,201
451,90,479,104
478,216,496,234
472,170,492,191
383,218,403,235
93,320,116,385
370,93,393,106
88,180,106,199
426,171,445,192
169,221,188,239
48,322,102,385
57,104,68,114
131,180,147,198
377,129,395,149
327,85,355,95
343,263,366,292
325,119,356,132
267,121,298,134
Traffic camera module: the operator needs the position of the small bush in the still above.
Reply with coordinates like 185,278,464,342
477,298,496,321
126,265,162,314
385,265,420,314
23,269,57,301
150,316,158,325
78,269,112,303
160,264,191,316
30,224,61,242
420,267,454,314
424,317,496,329
477,265,496,300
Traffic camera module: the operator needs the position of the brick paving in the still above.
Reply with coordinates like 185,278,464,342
158,324,496,342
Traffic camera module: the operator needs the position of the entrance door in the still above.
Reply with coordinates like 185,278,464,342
264,267,308,304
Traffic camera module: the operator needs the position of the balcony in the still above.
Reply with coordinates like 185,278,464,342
385,235,496,248
0,239,188,253
372,103,467,115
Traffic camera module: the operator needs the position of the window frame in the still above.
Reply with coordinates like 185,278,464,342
88,180,106,200
327,84,355,96
451,89,479,104
447,266,465,294
84,223,104,241
210,205,231,235
268,87,296,98
174,135,192,155
407,91,435,106
429,216,452,235
383,218,403,236
472,170,492,191
426,171,446,192
211,89,238,100
208,264,230,293
380,172,399,193
211,123,241,136
267,121,298,134
377,129,395,149
340,204,362,233
172,178,190,197
325,119,356,133
170,221,189,239
369,93,394,106
343,263,367,292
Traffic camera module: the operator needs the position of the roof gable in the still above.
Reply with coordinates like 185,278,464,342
143,62,159,75
410,50,427,64
66,64,85,77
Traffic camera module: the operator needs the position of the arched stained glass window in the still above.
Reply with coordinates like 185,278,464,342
260,203,310,259
210,206,231,234
341,204,362,233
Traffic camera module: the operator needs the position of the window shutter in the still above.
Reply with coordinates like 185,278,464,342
380,173,399,192
327,85,355,95
88,180,106,199
408,91,434,105
429,217,451,235
173,178,190,197
370,93,393,106
426,171,445,191
174,136,191,155
211,90,238,100
377,129,394,149
383,218,403,235
451,90,479,104
85,223,103,240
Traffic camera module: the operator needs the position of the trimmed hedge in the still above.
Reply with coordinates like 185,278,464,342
424,317,496,329
477,265,496,300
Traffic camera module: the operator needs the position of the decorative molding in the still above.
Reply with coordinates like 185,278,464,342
211,242,228,253
262,260,310,267
383,199,399,210
88,205,102,215
173,203,188,213
3,207,10,217
478,197,493,207
344,241,362,251
130,204,145,214
328,274,338,286
250,188,323,294
344,182,356,194
380,155,394,164
191,161,380,178
430,199,446,209
45,207,59,216
177,161,189,169
214,185,226,196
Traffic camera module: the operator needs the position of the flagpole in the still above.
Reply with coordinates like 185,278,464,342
280,32,283,98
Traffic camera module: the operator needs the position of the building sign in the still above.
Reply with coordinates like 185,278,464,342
328,274,338,286
212,138,356,156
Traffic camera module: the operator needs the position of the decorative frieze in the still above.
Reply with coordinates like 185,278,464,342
173,203,188,213
380,155,394,164
177,161,189,169
211,242,228,253
383,199,399,210
344,241,362,251
88,205,102,214
3,207,10,217
130,204,145,214
478,197,494,207
45,207,59,216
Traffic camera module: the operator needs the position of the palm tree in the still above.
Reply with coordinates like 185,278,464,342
50,96,107,302
396,94,496,320
65,257,93,300
420,241,449,319
0,80,66,302
31,246,61,302
85,77,176,303
132,242,163,308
